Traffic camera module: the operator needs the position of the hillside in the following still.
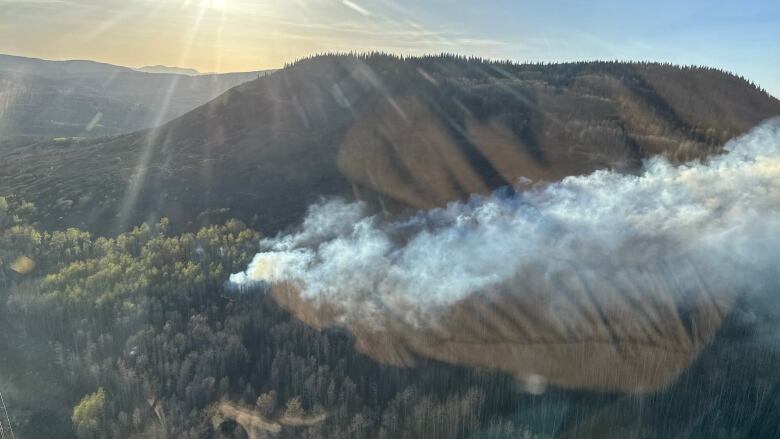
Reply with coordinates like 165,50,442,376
136,65,202,76
1,54,778,235
0,54,269,138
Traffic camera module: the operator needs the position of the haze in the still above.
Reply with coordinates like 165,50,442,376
1,0,778,96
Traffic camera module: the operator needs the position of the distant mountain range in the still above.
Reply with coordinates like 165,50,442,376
1,54,778,235
0,54,272,138
136,65,203,76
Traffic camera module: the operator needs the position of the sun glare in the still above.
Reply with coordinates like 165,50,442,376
211,0,226,10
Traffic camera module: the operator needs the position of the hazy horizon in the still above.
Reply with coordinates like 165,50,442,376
1,0,778,96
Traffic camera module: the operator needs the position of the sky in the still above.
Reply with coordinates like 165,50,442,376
1,0,778,96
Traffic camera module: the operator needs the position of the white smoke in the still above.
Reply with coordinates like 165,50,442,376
231,119,780,325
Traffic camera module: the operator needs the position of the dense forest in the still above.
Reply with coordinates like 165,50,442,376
2,195,780,438
0,196,552,438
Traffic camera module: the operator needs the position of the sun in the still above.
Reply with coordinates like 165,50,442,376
210,0,226,10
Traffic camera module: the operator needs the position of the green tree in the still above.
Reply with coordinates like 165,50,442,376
72,388,107,438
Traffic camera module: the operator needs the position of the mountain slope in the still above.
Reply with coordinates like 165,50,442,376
137,65,202,76
0,54,270,138
1,54,778,234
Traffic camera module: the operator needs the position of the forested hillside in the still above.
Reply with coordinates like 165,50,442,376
2,54,777,236
0,196,551,438
2,53,780,439
2,195,779,438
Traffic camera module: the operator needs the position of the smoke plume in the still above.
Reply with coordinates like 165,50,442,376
231,119,780,327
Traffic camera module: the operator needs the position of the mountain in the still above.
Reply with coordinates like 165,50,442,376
1,54,778,235
0,54,271,138
0,54,131,76
137,65,202,76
